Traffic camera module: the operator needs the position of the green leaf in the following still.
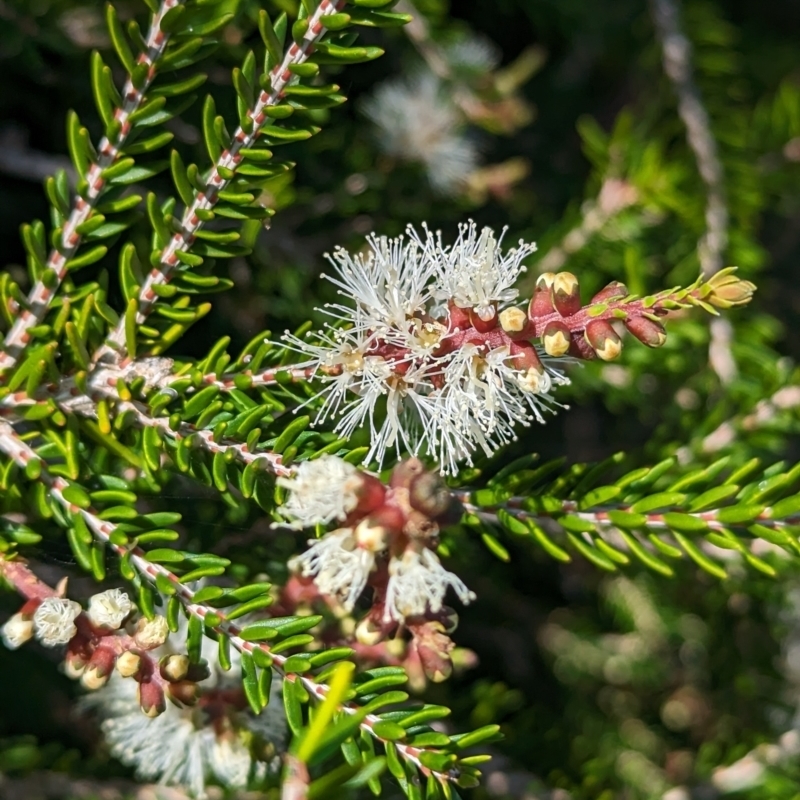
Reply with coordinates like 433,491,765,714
90,51,115,127
283,678,305,735
630,492,687,513
105,4,135,74
371,720,407,741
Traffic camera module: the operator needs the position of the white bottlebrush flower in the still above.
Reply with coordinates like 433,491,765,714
86,588,132,630
432,344,571,465
424,220,536,318
289,527,381,611
321,232,437,333
277,455,362,529
1,612,34,650
363,71,478,195
83,625,286,798
32,597,82,646
284,223,569,474
384,547,475,623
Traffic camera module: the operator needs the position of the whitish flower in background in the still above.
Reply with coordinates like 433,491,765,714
277,455,361,529
33,597,82,646
86,589,131,630
384,547,476,623
444,33,502,75
84,625,286,798
286,223,568,474
363,71,478,196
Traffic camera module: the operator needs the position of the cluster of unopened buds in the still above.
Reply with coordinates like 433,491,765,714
279,454,473,679
1,576,204,718
287,221,755,474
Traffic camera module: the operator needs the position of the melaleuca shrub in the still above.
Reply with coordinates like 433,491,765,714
0,1,797,798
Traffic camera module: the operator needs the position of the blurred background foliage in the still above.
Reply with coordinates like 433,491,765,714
3,0,800,798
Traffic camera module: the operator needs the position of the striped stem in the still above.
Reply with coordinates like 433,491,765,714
0,0,182,376
94,0,347,367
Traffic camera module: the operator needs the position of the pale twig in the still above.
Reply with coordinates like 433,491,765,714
0,420,461,784
94,0,348,368
0,0,182,376
649,0,735,383
0,378,292,477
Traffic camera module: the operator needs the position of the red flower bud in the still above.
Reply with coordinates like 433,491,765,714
409,471,456,520
469,305,498,332
585,319,623,360
552,272,581,317
541,320,571,357
138,678,166,718
351,473,387,519
528,273,556,330
624,315,667,348
167,680,200,707
446,302,471,332
80,646,116,690
591,281,628,304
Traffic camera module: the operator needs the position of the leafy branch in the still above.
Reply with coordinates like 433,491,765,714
463,452,800,579
0,0,211,375
0,419,495,792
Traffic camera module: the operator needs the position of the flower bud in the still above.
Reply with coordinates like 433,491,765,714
409,471,453,520
510,341,543,373
706,272,756,308
414,622,454,683
1,612,34,650
446,302,471,332
542,320,571,357
63,659,86,679
585,320,622,361
355,615,385,647
569,332,597,360
159,653,190,682
591,281,628,304
498,307,529,336
80,647,116,690
138,679,166,718
528,273,557,329
625,315,667,348
167,680,200,707
389,457,425,489
468,305,498,333
134,615,169,649
552,272,581,317
116,650,143,678
351,473,388,519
